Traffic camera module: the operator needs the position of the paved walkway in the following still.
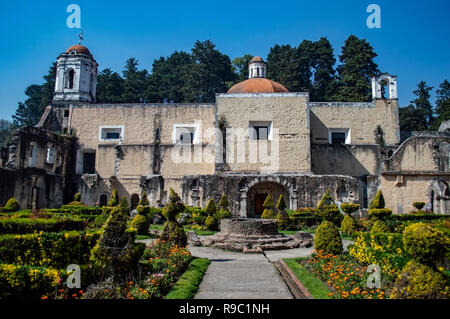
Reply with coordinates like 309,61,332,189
136,237,353,299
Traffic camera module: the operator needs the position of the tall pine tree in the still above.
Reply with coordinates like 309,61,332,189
96,68,124,103
267,44,305,92
310,37,336,101
121,58,149,103
333,35,379,102
433,80,450,130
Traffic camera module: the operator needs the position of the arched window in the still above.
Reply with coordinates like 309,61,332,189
257,67,260,77
65,69,75,89
98,194,108,207
130,194,140,210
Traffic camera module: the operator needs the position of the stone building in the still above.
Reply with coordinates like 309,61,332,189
1,46,449,214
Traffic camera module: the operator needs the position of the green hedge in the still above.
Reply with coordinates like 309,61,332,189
0,231,100,268
0,218,87,234
388,213,447,222
43,206,102,215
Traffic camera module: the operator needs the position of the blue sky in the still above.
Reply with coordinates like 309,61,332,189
0,0,449,120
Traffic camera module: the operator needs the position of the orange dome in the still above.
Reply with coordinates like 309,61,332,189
66,45,91,55
250,56,264,63
227,78,289,94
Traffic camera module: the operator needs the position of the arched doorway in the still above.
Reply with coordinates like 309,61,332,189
130,193,140,210
98,194,107,207
247,182,289,218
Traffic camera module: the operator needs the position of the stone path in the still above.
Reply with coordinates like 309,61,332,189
136,237,353,299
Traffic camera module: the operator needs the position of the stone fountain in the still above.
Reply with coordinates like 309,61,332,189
190,218,313,253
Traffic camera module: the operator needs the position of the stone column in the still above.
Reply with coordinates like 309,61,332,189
240,190,247,218
290,189,298,211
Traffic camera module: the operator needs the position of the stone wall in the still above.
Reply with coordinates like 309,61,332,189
310,99,400,146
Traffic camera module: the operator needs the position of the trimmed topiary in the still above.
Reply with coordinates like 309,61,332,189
218,194,229,210
138,191,149,206
4,198,20,212
263,194,274,209
276,195,289,230
402,223,449,266
261,209,277,219
205,199,217,216
314,220,343,255
370,220,390,234
160,188,187,246
341,215,358,235
390,260,449,299
73,193,81,202
119,196,129,215
315,191,343,226
130,213,150,235
205,215,218,230
368,208,392,221
340,203,360,215
108,189,119,207
369,190,385,209
412,202,425,211
214,209,232,220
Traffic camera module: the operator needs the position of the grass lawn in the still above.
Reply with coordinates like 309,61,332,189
135,234,152,240
165,258,211,299
283,258,332,299
149,224,217,236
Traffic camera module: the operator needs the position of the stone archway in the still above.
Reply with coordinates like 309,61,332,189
247,181,289,218
427,180,450,214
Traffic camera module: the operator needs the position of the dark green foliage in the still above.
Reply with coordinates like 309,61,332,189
13,63,56,126
276,195,287,211
432,79,450,130
399,81,435,132
138,191,149,206
340,203,360,215
160,188,187,246
341,215,358,235
309,37,337,101
369,190,385,209
370,220,390,234
413,202,425,211
121,58,148,103
204,215,218,231
108,189,119,207
369,208,392,221
232,54,254,82
277,210,290,230
261,209,277,219
0,218,86,234
218,194,229,210
130,214,150,235
73,193,81,202
119,196,129,214
315,191,343,226
263,194,274,209
96,68,124,103
4,198,19,212
205,199,217,216
164,188,185,221
314,220,343,255
332,35,379,102
0,119,15,148
402,223,449,266
90,205,142,280
215,209,232,220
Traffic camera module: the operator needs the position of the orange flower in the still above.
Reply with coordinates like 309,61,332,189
72,293,77,298
41,296,48,300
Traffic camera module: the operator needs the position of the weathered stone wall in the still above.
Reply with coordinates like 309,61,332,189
310,99,400,146
216,93,311,173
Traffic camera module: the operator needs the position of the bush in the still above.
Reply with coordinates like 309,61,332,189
348,232,409,280
4,198,20,212
402,223,449,266
47,206,102,215
368,208,392,221
164,188,185,221
218,194,229,210
314,220,343,255
204,215,218,231
263,194,274,209
73,193,81,202
261,209,277,219
315,191,343,226
390,261,449,299
130,214,150,235
340,203,360,215
108,189,119,207
370,220,391,234
369,190,385,209
276,194,289,230
192,208,207,225
0,218,86,234
214,209,232,220
0,264,61,299
0,231,99,268
205,199,217,216
139,191,149,206
341,215,358,235
413,202,425,211
160,189,187,246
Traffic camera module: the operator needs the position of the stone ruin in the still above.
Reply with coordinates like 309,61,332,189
188,218,313,253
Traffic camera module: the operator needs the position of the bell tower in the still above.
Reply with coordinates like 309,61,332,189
248,56,267,79
53,43,98,103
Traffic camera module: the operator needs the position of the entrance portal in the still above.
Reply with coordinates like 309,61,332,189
247,181,289,218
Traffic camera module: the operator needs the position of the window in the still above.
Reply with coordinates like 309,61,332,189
82,152,96,174
65,69,75,89
328,128,350,145
99,126,124,141
249,121,272,140
46,146,56,164
173,124,198,144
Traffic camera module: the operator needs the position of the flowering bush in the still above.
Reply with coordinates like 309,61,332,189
348,232,410,281
304,250,387,299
